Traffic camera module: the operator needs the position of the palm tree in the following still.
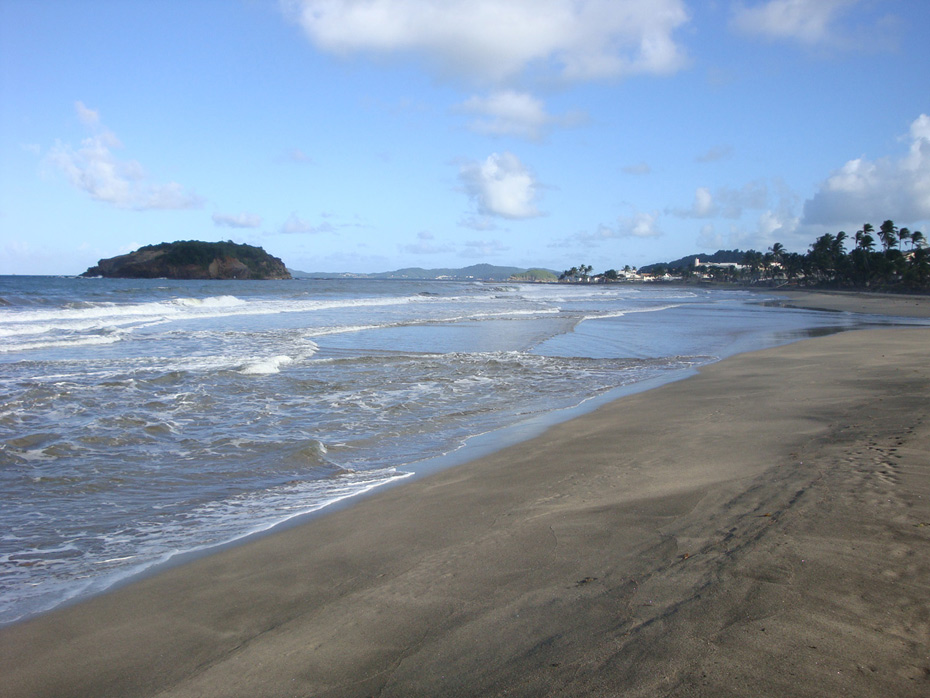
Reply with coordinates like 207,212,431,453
856,223,875,250
878,219,899,253
740,250,763,281
809,233,844,282
856,230,875,252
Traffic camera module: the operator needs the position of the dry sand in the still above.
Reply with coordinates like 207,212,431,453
2,293,929,697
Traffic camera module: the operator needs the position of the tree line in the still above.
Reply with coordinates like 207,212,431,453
700,220,928,290
613,219,927,291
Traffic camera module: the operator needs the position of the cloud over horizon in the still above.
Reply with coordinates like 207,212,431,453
284,0,690,85
45,102,202,211
213,212,263,228
803,114,930,227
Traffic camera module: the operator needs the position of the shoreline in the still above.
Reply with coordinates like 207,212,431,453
771,288,930,318
2,293,929,696
7,285,903,624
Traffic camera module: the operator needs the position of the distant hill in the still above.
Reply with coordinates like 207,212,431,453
291,264,558,282
82,241,291,280
639,249,747,273
510,268,559,282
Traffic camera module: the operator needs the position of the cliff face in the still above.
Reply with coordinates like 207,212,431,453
81,241,292,280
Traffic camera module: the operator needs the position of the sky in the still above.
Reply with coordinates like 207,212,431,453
1,0,929,276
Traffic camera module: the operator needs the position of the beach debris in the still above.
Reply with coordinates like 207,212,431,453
680,552,691,560
576,576,598,586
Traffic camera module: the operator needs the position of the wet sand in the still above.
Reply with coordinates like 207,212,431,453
774,288,930,317
1,293,929,697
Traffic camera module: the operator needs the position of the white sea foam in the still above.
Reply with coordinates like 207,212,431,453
0,293,448,353
239,355,294,375
0,332,127,352
579,303,682,323
168,295,245,308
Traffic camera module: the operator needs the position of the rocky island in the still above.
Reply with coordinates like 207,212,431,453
81,240,292,280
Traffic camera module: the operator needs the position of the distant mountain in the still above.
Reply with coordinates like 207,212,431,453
82,241,291,280
290,264,558,282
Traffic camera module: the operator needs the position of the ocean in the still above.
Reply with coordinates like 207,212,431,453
0,276,917,625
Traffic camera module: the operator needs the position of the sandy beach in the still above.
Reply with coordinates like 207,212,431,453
774,288,930,318
1,292,929,697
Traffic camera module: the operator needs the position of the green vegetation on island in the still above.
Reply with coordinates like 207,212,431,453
510,268,559,282
81,241,292,280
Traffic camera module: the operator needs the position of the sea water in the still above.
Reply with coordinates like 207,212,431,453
0,276,918,624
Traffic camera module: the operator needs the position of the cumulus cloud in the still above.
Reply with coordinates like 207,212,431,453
730,0,861,44
619,211,662,238
459,152,542,219
46,102,202,211
691,187,716,217
457,90,584,140
802,114,930,225
213,212,263,228
283,0,689,85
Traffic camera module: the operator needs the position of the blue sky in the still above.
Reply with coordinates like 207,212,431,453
1,0,929,275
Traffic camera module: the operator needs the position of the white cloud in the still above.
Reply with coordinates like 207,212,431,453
619,211,662,238
672,181,771,219
459,152,542,219
283,0,689,85
279,213,330,234
695,144,733,163
696,223,722,249
457,90,583,140
692,187,716,217
46,102,202,211
287,148,315,164
461,239,509,257
459,215,498,231
75,100,100,127
572,211,661,244
730,0,861,44
803,114,930,226
213,212,263,229
399,231,453,254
